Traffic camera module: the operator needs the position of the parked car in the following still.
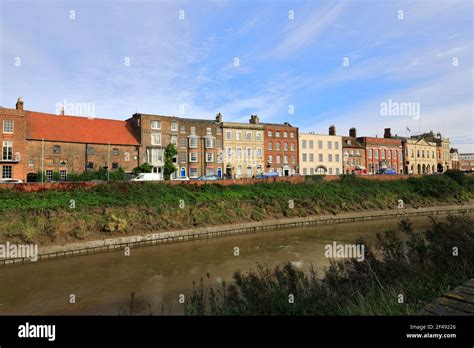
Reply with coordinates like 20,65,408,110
195,175,220,181
0,179,23,184
172,176,190,181
130,173,163,182
376,168,397,175
256,172,280,179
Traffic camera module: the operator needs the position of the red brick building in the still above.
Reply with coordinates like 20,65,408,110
342,128,366,174
357,128,403,175
0,98,27,181
263,122,299,176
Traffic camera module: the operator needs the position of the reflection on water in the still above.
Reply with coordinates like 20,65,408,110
0,215,452,315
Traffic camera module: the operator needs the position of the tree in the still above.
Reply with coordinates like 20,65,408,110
132,163,153,176
164,143,178,180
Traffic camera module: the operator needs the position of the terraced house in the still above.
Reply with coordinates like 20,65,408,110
299,126,343,175
221,114,265,178
263,122,299,176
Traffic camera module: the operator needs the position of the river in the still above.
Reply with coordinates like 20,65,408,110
0,214,458,315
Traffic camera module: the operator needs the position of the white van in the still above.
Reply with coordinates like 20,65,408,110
130,173,163,182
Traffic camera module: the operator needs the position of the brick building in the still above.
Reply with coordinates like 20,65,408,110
342,128,366,174
0,98,27,181
450,148,460,170
460,153,474,173
357,128,403,174
262,122,298,176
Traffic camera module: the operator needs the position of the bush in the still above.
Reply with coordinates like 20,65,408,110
443,169,466,185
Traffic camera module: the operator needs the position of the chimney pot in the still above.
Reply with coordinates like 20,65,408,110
16,97,24,111
216,112,222,123
329,125,336,136
349,127,356,138
384,128,391,138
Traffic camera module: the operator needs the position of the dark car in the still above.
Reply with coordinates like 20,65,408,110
376,168,397,175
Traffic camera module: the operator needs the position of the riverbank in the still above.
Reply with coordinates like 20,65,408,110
2,202,473,266
0,174,472,247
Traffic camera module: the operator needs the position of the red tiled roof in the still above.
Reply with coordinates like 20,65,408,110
26,112,139,145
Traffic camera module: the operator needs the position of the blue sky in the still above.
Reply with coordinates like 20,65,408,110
1,0,472,152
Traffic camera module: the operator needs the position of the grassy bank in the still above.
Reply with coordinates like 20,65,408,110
0,174,473,245
183,214,474,315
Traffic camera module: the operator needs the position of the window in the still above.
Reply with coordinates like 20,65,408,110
318,141,323,149
171,136,178,146
171,122,178,131
393,150,397,159
310,168,314,175
246,132,252,141
256,132,262,141
375,150,379,159
112,148,119,156
151,120,161,130
205,138,214,148
2,165,12,178
45,158,54,166
328,141,332,150
180,152,186,163
190,127,196,134
226,131,232,140
87,147,94,155
284,143,288,151
328,168,333,175
189,168,199,178
336,168,340,175
369,149,373,158
291,156,295,163
318,154,323,162
28,159,34,167
189,152,198,162
283,131,288,138
217,151,223,163
246,147,252,159
189,137,198,148
302,153,307,162
206,152,214,163
276,142,281,150
335,154,339,162
256,147,262,157
206,127,212,135
284,155,288,164
180,138,186,148
276,131,280,137
147,148,163,164
268,155,273,163
291,143,295,151
290,132,294,138
309,154,314,162
216,139,222,149
268,142,273,151
236,147,242,158
268,131,273,137
309,140,314,149
3,120,14,133
112,163,119,170
328,154,333,162
303,168,307,175
236,132,242,141
387,151,391,159
276,155,281,163
2,141,13,160
60,169,67,180
302,140,307,149
180,126,186,133
86,162,94,170
226,147,232,158
151,133,161,146
206,168,215,175
381,150,385,159
45,170,53,181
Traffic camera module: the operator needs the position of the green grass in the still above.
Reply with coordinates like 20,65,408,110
0,174,473,243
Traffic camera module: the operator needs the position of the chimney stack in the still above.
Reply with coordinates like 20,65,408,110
384,128,391,138
16,97,24,111
60,106,65,115
215,112,223,123
349,127,356,138
249,114,259,125
329,125,336,136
